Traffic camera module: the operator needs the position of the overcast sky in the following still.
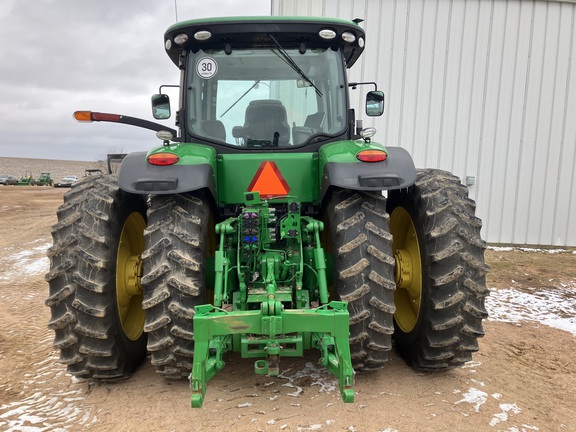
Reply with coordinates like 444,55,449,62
0,0,271,161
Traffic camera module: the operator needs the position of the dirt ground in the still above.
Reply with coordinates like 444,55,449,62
1,186,575,432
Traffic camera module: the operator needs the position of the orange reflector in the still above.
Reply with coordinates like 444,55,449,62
73,111,93,122
147,152,180,166
247,161,290,198
356,149,387,163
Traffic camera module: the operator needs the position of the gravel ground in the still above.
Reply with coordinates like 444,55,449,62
1,186,575,432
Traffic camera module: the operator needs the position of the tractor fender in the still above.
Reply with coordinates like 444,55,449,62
320,146,417,200
117,151,216,197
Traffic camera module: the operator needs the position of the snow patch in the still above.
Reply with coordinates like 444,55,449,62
488,246,572,254
0,353,93,431
489,403,521,427
296,425,322,431
487,285,576,335
279,362,338,398
455,388,488,412
0,241,51,281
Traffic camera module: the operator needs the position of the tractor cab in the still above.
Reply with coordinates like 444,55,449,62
155,17,383,150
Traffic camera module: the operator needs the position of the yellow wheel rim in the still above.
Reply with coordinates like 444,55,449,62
390,207,422,333
116,212,146,341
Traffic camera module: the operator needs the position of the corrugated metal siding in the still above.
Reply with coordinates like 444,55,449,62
272,0,576,246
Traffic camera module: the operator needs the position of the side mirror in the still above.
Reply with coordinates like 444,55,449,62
152,94,171,119
366,91,385,117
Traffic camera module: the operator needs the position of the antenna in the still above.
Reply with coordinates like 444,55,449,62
174,0,178,22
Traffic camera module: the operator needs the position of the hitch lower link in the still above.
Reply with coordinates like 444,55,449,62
189,301,355,408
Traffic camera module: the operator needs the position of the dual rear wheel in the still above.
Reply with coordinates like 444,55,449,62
47,175,147,379
46,169,488,380
388,169,489,368
326,169,488,371
46,177,212,379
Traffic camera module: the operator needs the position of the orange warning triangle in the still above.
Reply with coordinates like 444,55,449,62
247,161,290,198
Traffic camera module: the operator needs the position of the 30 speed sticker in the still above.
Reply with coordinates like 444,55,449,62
196,57,218,79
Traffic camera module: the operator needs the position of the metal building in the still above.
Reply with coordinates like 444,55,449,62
272,0,576,247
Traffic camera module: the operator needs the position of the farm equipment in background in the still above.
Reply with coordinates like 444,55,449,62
105,153,126,174
84,169,103,177
0,174,18,185
34,172,54,187
46,16,488,408
53,175,79,188
16,171,34,186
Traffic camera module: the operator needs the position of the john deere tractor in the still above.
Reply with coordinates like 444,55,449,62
46,16,488,408
35,172,54,187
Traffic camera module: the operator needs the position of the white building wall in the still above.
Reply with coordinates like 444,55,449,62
272,0,576,246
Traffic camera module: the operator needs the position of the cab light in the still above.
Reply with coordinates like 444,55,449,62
319,29,336,39
174,33,189,45
148,152,180,166
361,127,377,140
156,130,174,141
342,31,356,43
356,149,387,163
194,30,212,41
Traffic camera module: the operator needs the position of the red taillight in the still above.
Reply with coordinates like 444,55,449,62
147,152,180,166
356,149,387,163
92,112,121,122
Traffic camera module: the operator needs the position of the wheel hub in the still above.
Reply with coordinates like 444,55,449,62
390,206,422,333
116,212,146,341
123,255,143,296
394,248,412,288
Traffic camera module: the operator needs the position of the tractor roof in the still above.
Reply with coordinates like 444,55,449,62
164,16,366,68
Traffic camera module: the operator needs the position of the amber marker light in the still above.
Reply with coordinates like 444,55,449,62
356,149,387,163
147,152,180,166
73,111,93,122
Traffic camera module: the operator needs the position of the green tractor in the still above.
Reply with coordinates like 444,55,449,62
16,171,34,185
46,16,488,408
34,172,54,186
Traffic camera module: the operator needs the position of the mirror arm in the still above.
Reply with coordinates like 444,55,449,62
85,112,179,139
348,81,377,91
158,84,179,93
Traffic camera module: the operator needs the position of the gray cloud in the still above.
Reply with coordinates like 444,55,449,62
0,0,270,161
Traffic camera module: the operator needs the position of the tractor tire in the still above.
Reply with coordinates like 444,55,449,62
71,175,148,379
387,169,489,370
141,193,213,379
45,179,96,378
326,189,396,370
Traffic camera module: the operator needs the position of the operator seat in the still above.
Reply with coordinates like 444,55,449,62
243,100,290,146
202,120,226,142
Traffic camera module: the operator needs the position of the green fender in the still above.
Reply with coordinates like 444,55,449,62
319,141,417,201
117,145,218,197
